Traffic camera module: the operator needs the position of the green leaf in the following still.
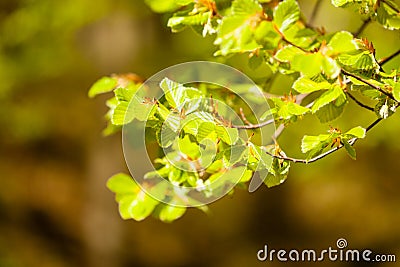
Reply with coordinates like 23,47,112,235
274,45,305,62
214,0,264,56
301,134,331,154
328,31,357,54
293,76,332,93
160,78,201,111
343,141,356,160
345,126,366,138
321,55,341,78
178,135,201,159
273,0,300,32
331,0,352,7
292,53,324,77
315,98,347,123
107,173,159,221
248,143,272,170
197,122,217,142
223,145,248,166
338,51,378,70
232,0,263,15
154,203,186,223
376,2,400,30
112,101,135,125
216,126,239,145
312,85,345,113
265,157,290,187
88,77,117,98
393,81,400,102
144,0,180,13
107,173,138,195
168,12,211,32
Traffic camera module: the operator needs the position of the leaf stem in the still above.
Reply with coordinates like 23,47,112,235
378,49,400,67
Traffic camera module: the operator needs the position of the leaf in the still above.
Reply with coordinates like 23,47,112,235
88,77,117,98
274,45,305,62
160,78,201,111
331,0,352,7
223,145,248,166
168,11,211,32
301,134,331,154
178,135,201,159
273,0,300,32
376,1,400,30
216,126,239,145
343,141,356,160
197,122,217,142
107,173,138,195
144,0,180,13
315,96,347,123
248,143,272,170
292,53,324,77
338,51,378,70
248,53,264,69
393,81,400,102
345,126,366,138
311,85,345,113
327,31,357,55
321,55,341,78
293,76,332,93
112,101,135,125
107,173,159,221
232,0,263,15
154,203,186,223
265,157,290,187
214,0,263,56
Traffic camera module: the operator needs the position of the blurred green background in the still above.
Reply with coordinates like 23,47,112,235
0,0,399,266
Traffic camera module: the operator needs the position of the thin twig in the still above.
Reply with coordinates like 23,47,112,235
378,49,400,66
354,18,371,37
267,118,383,164
232,118,275,129
381,0,400,13
309,0,323,25
342,70,397,101
346,92,375,111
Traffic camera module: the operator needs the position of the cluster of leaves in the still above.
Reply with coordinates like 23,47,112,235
90,0,400,222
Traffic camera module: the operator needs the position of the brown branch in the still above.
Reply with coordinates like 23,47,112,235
309,0,323,25
342,70,397,101
266,118,383,164
346,92,375,111
354,18,371,37
232,118,275,129
378,49,400,66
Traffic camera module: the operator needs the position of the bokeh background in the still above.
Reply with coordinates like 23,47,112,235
0,0,399,266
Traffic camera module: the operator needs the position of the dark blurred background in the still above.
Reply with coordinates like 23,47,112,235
0,0,399,266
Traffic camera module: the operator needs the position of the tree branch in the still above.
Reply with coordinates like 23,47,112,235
342,70,397,101
378,49,400,67
346,92,375,111
309,0,323,25
267,118,383,164
353,18,371,37
232,118,275,129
